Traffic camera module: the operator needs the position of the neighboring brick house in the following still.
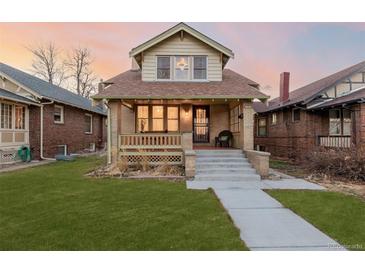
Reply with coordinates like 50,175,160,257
92,22,268,176
0,62,106,164
253,61,365,160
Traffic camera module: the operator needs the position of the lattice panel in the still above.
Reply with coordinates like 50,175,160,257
120,153,183,166
0,149,19,164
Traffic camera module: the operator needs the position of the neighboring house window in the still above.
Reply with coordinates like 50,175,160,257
57,145,67,156
15,106,25,129
343,109,352,135
167,106,179,132
329,109,352,136
85,114,93,134
54,105,64,124
230,105,240,133
0,103,13,129
257,118,267,137
157,56,170,80
292,108,300,122
271,113,277,125
193,56,207,80
137,106,149,132
152,105,164,131
174,56,189,80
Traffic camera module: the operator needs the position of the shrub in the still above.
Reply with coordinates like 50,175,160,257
305,147,365,182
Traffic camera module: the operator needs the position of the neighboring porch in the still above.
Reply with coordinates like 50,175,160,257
107,98,261,176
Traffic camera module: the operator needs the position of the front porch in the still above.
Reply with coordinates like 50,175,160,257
107,98,263,176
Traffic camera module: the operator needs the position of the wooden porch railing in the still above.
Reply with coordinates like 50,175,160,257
119,133,184,166
317,135,352,148
119,133,182,149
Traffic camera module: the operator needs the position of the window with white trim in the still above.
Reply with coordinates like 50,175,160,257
15,106,25,129
329,109,352,136
54,105,64,124
85,113,93,134
193,56,207,80
174,56,189,80
157,56,171,80
0,103,13,129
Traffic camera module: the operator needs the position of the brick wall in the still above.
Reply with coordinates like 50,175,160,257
254,108,328,160
29,103,106,159
255,104,365,160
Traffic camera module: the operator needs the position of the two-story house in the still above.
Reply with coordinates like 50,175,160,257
93,22,268,176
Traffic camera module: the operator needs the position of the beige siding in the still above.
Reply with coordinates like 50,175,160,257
142,32,222,82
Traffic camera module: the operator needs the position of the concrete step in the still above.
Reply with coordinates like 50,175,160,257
195,150,243,155
196,168,257,175
196,157,249,163
194,173,261,181
196,154,245,158
196,162,252,169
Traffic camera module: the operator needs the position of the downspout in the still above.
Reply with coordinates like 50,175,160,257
104,99,112,165
40,101,56,161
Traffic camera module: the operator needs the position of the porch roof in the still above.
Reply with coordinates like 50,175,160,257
0,88,40,106
93,69,269,100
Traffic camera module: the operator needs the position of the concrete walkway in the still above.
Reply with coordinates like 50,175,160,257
187,178,346,251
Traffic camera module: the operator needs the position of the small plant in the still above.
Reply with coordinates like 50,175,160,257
117,155,129,174
136,149,150,172
305,147,365,182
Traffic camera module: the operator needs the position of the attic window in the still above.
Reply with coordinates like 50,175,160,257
193,56,207,80
174,56,189,80
157,56,170,79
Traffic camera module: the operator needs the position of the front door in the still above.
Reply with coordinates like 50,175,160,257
193,106,210,143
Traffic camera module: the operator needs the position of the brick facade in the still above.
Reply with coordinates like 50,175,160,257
29,103,106,159
254,104,365,160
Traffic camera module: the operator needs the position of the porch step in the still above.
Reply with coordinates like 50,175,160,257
195,150,244,155
194,173,261,182
196,157,248,163
196,162,252,169
196,167,256,175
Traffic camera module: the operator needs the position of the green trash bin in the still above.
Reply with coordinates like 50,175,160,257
17,146,31,162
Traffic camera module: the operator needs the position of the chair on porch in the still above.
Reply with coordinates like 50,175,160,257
215,130,233,148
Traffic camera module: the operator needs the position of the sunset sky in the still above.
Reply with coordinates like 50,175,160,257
1,22,365,98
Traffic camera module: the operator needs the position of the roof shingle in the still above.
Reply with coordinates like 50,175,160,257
0,63,106,115
94,69,268,100
266,60,365,112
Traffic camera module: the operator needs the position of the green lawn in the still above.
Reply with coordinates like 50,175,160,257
267,190,365,250
0,157,245,251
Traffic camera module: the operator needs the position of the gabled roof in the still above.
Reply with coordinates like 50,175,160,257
129,22,234,59
93,69,267,100
0,88,40,105
0,63,106,115
265,60,365,112
312,87,365,109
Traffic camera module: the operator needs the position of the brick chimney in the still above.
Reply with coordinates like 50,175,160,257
280,72,290,103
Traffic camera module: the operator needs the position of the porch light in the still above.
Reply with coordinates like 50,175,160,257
238,113,244,119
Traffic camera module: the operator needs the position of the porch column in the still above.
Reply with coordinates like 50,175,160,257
109,100,122,164
240,100,254,151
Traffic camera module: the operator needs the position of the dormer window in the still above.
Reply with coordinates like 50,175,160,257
156,56,207,81
193,56,207,80
157,56,171,80
175,56,189,80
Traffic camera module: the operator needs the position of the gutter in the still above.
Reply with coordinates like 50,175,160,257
40,100,56,161
103,99,112,165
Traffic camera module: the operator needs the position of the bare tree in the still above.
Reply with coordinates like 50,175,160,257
65,47,97,98
27,42,66,86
